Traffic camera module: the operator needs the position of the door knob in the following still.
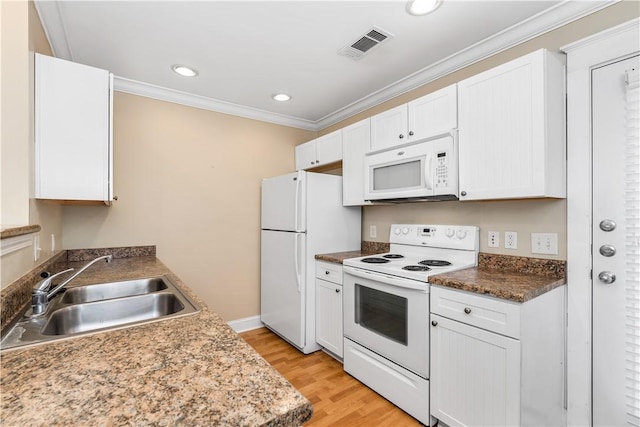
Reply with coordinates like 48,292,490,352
598,271,616,284
599,245,616,257
599,219,616,232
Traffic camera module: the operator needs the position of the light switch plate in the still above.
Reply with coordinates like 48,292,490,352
531,233,558,255
369,225,377,239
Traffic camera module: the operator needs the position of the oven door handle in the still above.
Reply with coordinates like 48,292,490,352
343,266,428,292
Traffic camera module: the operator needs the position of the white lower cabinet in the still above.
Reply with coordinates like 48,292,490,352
315,261,343,357
430,285,566,427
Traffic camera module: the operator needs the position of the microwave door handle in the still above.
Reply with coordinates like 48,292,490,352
424,154,433,191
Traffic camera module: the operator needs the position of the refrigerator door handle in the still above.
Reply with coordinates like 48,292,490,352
294,233,302,292
294,171,302,231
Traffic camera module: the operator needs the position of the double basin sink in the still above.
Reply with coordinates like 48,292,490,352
1,276,199,350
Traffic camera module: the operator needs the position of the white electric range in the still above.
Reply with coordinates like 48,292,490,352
342,224,479,426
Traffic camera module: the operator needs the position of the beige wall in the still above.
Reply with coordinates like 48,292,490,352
320,1,639,261
62,93,315,320
1,1,63,288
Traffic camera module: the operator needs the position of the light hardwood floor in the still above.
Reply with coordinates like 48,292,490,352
240,327,424,426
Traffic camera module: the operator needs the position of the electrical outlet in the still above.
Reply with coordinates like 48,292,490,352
531,233,558,255
504,231,517,249
369,225,377,238
487,231,499,248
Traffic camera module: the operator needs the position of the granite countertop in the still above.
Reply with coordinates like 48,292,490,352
315,241,390,264
429,254,566,303
1,255,312,426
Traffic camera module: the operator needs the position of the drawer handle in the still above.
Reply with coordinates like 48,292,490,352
431,320,438,327
325,271,330,275
464,307,472,314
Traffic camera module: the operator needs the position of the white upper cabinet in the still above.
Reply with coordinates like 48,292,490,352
370,84,457,152
457,49,566,201
295,129,342,170
342,118,372,206
35,54,113,203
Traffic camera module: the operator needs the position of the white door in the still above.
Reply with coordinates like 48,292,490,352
260,230,306,348
592,55,640,427
261,171,305,232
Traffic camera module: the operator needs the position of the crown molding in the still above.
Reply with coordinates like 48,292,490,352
314,0,617,129
35,0,617,132
113,77,318,131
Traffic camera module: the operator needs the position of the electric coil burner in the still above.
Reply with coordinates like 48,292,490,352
383,254,404,259
403,265,431,271
360,257,389,264
419,259,452,267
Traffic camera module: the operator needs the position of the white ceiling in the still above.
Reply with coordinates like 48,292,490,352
35,0,613,130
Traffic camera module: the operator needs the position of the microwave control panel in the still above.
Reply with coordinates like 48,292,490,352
435,150,449,189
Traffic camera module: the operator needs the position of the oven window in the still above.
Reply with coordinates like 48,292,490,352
355,284,408,345
372,160,422,191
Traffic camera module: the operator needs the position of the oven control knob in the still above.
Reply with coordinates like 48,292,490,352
456,229,467,240
402,227,409,235
394,228,401,236
445,228,455,238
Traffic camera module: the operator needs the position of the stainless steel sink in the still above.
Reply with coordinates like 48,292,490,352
0,275,199,350
43,293,185,336
60,278,168,304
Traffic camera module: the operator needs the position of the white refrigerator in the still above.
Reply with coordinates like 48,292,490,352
261,170,361,354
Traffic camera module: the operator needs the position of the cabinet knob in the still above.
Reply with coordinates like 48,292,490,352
464,307,472,314
113,195,118,201
325,271,330,275
316,159,319,163
335,288,341,293
310,161,315,165
408,131,414,136
431,320,438,326
460,191,467,197
399,134,404,139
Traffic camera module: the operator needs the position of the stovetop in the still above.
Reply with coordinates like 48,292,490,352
343,224,479,283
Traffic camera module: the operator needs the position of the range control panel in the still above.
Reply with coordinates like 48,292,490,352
389,224,479,251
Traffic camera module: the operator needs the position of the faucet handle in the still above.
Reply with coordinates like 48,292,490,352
33,268,74,292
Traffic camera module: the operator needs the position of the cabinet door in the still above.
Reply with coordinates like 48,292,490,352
295,140,317,170
342,118,371,206
457,49,564,200
315,130,342,166
35,54,112,202
407,84,457,142
370,104,408,152
430,314,520,427
316,278,343,357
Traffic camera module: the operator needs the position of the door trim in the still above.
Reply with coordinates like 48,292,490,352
562,18,639,427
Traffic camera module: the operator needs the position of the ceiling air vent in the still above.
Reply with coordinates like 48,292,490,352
338,26,393,60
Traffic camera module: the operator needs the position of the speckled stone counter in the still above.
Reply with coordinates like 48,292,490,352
429,253,566,303
315,241,390,264
1,254,312,426
0,225,41,239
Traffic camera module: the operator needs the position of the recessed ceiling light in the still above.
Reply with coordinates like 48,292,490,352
407,0,441,16
272,93,291,102
172,64,198,77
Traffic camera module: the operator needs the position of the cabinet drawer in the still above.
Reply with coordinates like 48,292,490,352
430,285,521,338
316,261,343,285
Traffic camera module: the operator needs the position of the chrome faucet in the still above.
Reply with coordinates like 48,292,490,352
31,254,113,315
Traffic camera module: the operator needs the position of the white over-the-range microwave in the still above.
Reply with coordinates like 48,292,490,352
364,130,458,202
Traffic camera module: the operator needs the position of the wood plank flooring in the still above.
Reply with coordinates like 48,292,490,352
240,327,424,426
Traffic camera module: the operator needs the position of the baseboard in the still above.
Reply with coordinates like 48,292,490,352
227,315,264,333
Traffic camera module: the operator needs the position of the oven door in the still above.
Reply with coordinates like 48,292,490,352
343,265,429,378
